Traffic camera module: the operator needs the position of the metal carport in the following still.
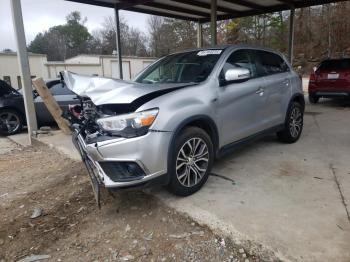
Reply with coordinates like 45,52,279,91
9,0,348,144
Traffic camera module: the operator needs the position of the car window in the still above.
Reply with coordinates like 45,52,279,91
318,59,350,71
222,49,257,78
135,50,223,84
50,83,73,96
255,50,289,76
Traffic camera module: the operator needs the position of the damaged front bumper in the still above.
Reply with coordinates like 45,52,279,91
72,129,172,190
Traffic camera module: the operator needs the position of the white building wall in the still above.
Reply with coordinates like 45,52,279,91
47,56,156,80
0,53,155,88
65,55,100,64
0,53,48,89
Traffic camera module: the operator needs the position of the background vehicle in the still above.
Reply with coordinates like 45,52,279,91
0,79,77,135
308,58,350,103
64,45,305,199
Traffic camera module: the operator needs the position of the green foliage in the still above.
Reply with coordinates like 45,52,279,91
28,11,92,60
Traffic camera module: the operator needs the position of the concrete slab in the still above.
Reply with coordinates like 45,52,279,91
33,98,350,262
36,130,81,161
0,137,20,154
8,132,31,147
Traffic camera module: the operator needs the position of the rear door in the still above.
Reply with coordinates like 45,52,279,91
254,50,291,129
217,49,267,145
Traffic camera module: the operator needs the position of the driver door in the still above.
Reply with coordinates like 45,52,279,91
217,49,267,146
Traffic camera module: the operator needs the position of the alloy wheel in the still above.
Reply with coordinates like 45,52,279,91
0,112,20,134
289,107,302,138
176,137,209,187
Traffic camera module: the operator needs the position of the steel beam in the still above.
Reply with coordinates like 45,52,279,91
223,0,266,11
210,0,217,46
288,7,295,65
114,6,123,79
197,22,203,48
10,0,37,143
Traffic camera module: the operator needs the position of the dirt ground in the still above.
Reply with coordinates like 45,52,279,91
0,139,267,262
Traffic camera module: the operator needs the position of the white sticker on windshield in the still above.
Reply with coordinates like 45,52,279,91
197,50,222,56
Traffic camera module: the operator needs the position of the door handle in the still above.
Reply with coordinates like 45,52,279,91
255,87,264,95
282,78,290,86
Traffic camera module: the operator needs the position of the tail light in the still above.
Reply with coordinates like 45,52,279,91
309,73,316,82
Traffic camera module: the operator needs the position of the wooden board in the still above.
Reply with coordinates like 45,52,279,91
32,78,71,135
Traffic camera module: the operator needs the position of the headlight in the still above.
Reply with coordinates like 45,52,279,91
96,108,158,138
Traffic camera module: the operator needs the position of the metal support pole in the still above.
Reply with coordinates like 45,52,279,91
210,0,217,46
114,6,123,79
288,7,295,65
197,22,203,48
10,0,37,143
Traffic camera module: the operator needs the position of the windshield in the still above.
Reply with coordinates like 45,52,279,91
135,50,223,84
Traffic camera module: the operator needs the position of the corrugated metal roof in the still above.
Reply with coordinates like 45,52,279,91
67,0,348,21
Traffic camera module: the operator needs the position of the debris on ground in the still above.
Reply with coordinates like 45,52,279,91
0,140,265,262
30,207,43,219
17,254,51,262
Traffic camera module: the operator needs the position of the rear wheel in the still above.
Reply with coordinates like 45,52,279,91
167,127,213,196
277,102,303,143
0,109,23,135
309,93,319,104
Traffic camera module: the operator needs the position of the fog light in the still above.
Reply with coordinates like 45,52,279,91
98,161,145,182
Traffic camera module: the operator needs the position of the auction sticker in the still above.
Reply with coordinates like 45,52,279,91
197,50,222,56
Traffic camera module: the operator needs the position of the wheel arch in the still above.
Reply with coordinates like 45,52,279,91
0,106,25,120
290,93,305,111
165,115,219,184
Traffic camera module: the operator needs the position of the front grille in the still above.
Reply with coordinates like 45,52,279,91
98,161,145,182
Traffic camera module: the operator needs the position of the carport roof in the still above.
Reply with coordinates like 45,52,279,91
67,0,348,22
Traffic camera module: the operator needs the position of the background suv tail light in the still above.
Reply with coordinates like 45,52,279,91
309,73,316,82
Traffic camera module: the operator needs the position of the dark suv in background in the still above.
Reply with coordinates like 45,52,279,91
0,79,77,135
308,58,350,103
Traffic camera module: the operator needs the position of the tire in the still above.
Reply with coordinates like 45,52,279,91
167,127,214,196
277,102,304,143
309,93,319,104
0,109,23,136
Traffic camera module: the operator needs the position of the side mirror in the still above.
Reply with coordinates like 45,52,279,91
223,68,251,85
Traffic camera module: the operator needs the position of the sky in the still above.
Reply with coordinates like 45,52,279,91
0,0,150,51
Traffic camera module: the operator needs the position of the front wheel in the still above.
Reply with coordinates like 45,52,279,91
277,102,304,143
167,127,214,196
0,109,23,136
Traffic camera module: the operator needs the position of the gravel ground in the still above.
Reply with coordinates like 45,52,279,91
0,137,270,262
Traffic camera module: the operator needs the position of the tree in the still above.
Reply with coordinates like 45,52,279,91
28,11,92,60
147,16,197,57
94,16,148,56
2,48,14,53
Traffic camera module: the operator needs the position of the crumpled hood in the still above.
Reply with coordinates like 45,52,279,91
62,71,193,106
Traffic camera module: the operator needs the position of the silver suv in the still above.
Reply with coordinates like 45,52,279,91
63,45,304,199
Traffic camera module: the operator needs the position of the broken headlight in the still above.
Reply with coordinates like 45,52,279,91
96,108,158,138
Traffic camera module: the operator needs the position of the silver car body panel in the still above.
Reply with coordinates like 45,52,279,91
64,45,303,188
